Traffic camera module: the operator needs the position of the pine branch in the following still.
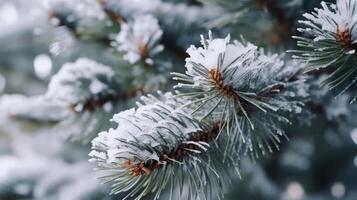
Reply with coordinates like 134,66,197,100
46,58,123,107
121,123,221,177
49,2,164,68
114,14,164,66
1,58,139,142
292,0,357,102
48,1,115,46
0,95,69,124
89,92,236,200
88,29,309,196
173,31,308,158
47,21,112,47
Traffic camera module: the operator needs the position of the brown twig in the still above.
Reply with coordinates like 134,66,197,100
122,123,222,176
336,26,357,52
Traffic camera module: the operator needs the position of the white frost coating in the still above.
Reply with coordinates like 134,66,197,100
173,32,309,158
0,95,69,123
88,92,215,199
89,92,202,165
186,33,256,73
115,14,164,64
177,32,308,114
46,58,116,105
298,0,357,43
48,0,106,56
294,0,357,99
104,0,220,49
183,31,292,93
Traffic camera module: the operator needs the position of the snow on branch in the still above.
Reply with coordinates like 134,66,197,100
0,58,141,143
89,92,235,200
47,0,116,55
173,31,308,158
0,95,68,124
115,14,164,65
46,58,134,112
293,0,357,102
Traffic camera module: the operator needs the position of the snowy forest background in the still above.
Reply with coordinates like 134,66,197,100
0,0,357,200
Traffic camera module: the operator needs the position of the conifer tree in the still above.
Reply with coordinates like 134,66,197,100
1,0,357,199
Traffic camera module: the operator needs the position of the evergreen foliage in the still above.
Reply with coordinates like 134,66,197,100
1,0,357,199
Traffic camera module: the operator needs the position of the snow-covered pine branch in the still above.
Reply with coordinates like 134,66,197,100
292,0,357,102
48,1,166,69
44,58,142,142
173,31,308,158
114,14,164,65
0,95,68,124
89,31,309,200
89,92,237,200
46,58,130,112
48,0,113,44
47,0,216,57
100,0,219,49
1,58,141,142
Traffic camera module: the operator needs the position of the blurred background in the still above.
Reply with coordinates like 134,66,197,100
0,0,356,200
